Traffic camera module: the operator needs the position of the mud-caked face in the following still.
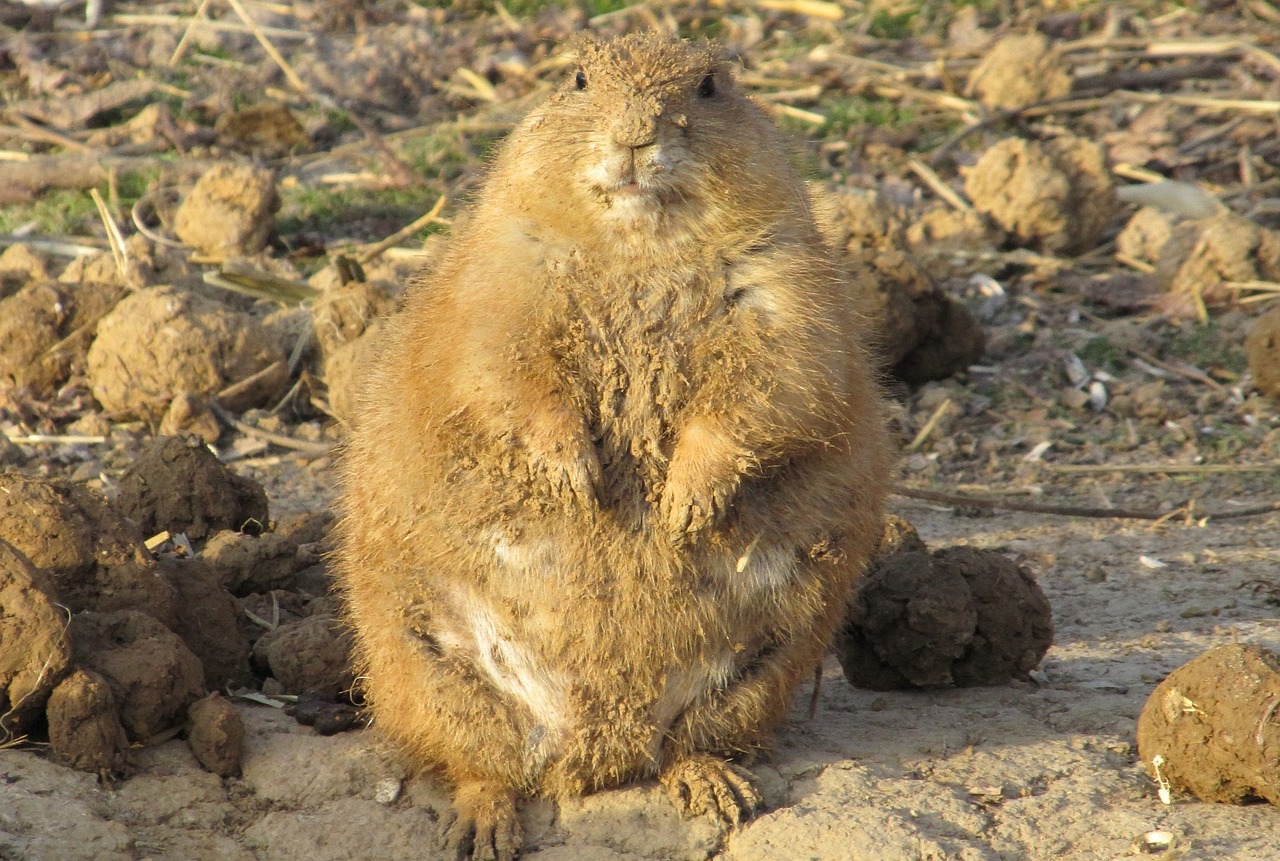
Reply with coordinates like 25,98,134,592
556,34,737,224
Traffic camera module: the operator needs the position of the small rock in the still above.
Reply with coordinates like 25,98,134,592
187,692,245,777
174,163,279,257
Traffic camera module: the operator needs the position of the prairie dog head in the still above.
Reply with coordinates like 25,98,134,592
493,32,807,246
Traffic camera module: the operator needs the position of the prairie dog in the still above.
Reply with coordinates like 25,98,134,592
336,32,892,861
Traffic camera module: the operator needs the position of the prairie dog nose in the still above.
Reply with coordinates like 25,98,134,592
612,103,659,149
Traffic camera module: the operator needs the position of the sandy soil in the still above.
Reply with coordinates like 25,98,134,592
4,478,1278,861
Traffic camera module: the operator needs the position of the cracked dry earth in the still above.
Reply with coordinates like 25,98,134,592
4,484,1279,861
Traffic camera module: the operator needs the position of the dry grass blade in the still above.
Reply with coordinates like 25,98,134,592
224,0,313,98
203,265,319,305
89,187,129,283
752,0,844,20
358,195,448,265
1046,463,1280,474
168,0,213,67
907,158,971,212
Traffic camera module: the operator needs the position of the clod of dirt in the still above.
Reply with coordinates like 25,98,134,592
0,539,71,741
68,610,205,742
963,135,1118,255
173,163,279,257
159,558,252,689
86,285,286,421
0,279,127,396
1136,643,1280,806
1115,206,1179,267
116,433,269,541
820,189,987,383
186,692,244,777
311,272,397,423
252,613,355,699
836,546,1053,690
214,102,310,159
322,317,386,423
965,33,1072,110
285,690,363,735
201,530,300,596
1246,306,1280,398
0,243,50,298
158,392,221,445
1154,213,1280,312
876,514,928,558
0,474,178,627
45,667,129,775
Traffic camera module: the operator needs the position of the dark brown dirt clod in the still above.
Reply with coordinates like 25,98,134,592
1246,306,1280,399
174,162,279,257
201,530,300,596
836,546,1053,690
1136,643,1280,806
252,613,355,699
159,558,252,690
86,285,286,421
68,609,205,742
963,135,1117,256
187,692,245,777
0,474,178,627
45,667,129,775
0,539,72,741
0,279,127,397
116,433,269,541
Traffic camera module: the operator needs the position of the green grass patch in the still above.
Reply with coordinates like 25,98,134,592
0,166,162,237
816,93,918,136
1163,321,1247,375
276,183,450,243
1079,336,1126,375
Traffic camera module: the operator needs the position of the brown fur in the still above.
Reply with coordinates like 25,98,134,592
335,32,892,860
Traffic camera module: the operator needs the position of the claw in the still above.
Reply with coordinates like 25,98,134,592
660,755,764,828
439,782,523,861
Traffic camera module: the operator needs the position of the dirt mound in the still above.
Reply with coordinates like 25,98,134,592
187,691,245,777
86,285,285,421
45,667,129,773
1154,213,1280,313
820,188,987,383
0,474,177,626
836,544,1053,690
1137,643,1280,806
174,162,279,257
0,279,127,397
965,33,1071,110
116,433,269,540
0,539,72,743
963,135,1117,256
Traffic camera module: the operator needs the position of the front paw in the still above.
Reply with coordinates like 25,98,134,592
528,437,601,509
660,754,764,828
659,468,738,540
439,780,523,861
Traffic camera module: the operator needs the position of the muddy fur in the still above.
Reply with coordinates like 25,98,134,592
335,32,892,860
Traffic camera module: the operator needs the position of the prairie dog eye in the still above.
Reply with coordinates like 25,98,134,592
697,73,715,98
575,69,587,90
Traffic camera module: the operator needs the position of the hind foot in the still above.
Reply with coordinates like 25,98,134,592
660,754,764,827
438,780,523,861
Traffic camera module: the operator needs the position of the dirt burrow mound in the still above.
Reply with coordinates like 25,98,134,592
1246,305,1280,399
1137,643,1280,806
965,33,1072,111
820,188,987,383
174,162,279,257
836,540,1054,690
963,135,1118,256
0,473,177,626
86,285,286,422
0,279,128,397
117,433,269,540
0,539,72,743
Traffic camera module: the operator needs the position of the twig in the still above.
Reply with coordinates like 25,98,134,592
5,433,108,445
88,188,129,283
906,397,952,452
752,0,844,21
224,0,313,98
1125,346,1224,392
1045,463,1280,475
168,0,212,67
358,195,447,265
0,235,105,257
209,402,332,456
906,159,971,212
893,485,1280,522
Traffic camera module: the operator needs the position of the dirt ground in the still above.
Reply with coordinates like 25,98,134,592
2,1,1280,859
